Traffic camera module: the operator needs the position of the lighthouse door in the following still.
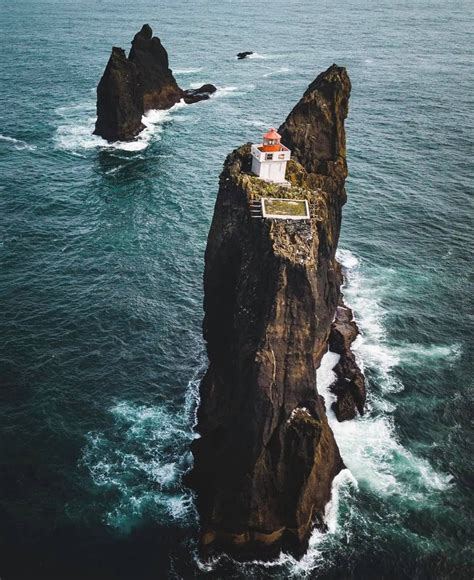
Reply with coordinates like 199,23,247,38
261,162,271,180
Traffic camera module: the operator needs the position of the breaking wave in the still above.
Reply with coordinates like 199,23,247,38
54,99,186,153
262,67,291,78
0,134,37,151
81,374,201,532
174,67,203,74
186,84,256,99
245,52,286,60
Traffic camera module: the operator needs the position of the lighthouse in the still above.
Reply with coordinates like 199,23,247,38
250,128,291,184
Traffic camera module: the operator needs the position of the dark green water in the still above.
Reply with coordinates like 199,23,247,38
0,0,472,578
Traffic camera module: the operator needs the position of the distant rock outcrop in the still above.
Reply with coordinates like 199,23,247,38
183,84,217,104
237,51,253,59
186,65,356,560
94,25,216,141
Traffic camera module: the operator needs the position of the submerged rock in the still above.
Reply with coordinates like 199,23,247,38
186,64,355,560
94,25,215,141
237,51,253,59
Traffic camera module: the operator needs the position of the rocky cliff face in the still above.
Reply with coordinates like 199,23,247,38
186,65,359,559
94,25,216,141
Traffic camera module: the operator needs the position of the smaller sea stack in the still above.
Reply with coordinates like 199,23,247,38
94,25,216,142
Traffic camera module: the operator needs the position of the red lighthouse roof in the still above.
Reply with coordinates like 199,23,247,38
263,128,281,141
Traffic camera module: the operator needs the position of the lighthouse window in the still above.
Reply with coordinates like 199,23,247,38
278,153,285,159
265,153,273,160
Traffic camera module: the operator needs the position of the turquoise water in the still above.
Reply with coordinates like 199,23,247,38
0,0,472,578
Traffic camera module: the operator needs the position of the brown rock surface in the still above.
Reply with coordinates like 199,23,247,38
186,65,353,559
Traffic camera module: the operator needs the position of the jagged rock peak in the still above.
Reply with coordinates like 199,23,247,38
279,64,351,199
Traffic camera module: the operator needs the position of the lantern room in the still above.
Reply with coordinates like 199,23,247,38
250,128,291,184
261,128,282,152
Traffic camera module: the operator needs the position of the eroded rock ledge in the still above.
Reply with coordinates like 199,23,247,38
329,300,366,421
94,24,216,141
186,65,359,560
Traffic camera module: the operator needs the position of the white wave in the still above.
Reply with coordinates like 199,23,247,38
337,248,403,392
337,248,462,384
247,52,286,60
184,83,255,100
262,66,291,78
285,470,356,577
81,398,194,530
174,67,203,74
81,359,204,532
317,249,453,500
195,469,356,576
212,84,256,99
319,365,452,498
392,342,462,366
55,99,186,153
246,52,265,59
245,52,283,60
0,134,36,151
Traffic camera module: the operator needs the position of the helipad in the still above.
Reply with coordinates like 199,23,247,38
261,198,310,220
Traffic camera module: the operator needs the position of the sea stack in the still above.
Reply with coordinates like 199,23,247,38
94,25,216,142
186,65,356,559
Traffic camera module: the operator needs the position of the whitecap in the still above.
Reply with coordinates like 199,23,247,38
211,84,256,99
81,361,204,531
262,67,291,78
81,397,194,530
245,52,266,59
0,134,37,151
174,67,203,75
247,52,286,60
392,342,462,366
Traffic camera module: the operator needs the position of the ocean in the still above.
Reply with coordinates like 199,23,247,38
0,0,472,578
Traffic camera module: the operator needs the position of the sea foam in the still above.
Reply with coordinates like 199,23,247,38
323,249,453,494
81,371,202,532
54,99,186,153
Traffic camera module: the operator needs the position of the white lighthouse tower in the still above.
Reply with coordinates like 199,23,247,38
250,128,291,184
